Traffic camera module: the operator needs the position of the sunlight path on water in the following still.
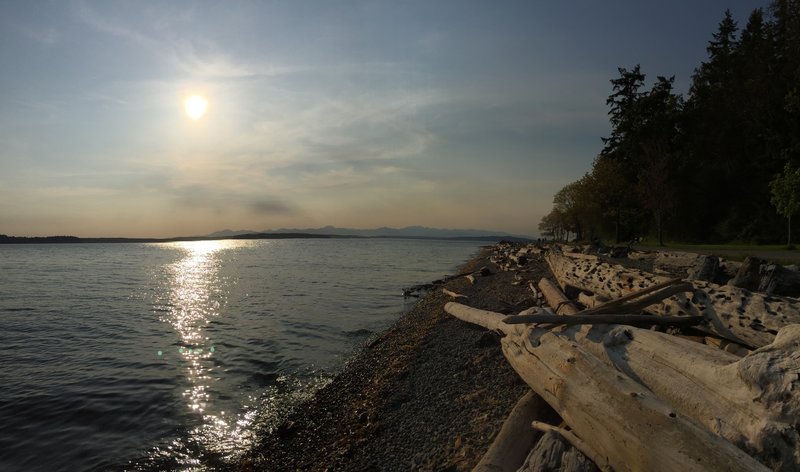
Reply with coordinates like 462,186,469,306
159,240,254,465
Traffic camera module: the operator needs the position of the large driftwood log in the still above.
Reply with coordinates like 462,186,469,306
445,302,769,472
545,252,800,348
565,323,799,470
534,279,800,471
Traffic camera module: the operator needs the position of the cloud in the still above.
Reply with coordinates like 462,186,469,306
72,1,289,80
297,166,370,190
248,199,295,216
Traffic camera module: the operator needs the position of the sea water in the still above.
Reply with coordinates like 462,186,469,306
0,238,483,471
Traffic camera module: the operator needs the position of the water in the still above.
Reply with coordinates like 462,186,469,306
0,238,483,471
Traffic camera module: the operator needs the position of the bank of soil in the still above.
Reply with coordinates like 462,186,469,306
235,245,553,471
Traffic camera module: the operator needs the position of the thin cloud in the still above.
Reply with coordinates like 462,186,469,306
248,199,296,216
72,1,289,80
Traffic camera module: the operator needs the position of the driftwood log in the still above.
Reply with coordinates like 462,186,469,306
473,390,560,472
729,257,800,297
536,277,800,471
545,252,800,348
730,257,766,291
502,313,705,327
758,263,800,297
518,430,599,472
445,302,771,471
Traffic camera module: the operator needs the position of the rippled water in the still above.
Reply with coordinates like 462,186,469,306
0,238,482,471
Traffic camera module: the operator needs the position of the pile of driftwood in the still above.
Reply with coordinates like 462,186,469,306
445,244,800,472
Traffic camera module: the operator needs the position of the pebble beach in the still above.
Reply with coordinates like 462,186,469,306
232,244,551,471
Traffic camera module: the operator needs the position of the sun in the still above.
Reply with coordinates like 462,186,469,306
184,95,208,120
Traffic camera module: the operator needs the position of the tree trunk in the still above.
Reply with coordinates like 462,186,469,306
656,212,664,247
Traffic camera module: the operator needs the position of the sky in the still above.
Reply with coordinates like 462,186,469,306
0,0,770,238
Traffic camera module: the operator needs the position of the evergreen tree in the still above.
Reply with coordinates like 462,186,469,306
539,2,800,245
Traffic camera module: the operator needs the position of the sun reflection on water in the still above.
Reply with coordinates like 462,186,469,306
159,239,254,464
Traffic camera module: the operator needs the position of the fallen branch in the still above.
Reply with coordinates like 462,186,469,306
579,282,693,315
442,288,467,299
578,277,683,311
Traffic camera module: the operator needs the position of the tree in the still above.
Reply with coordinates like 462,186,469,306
539,208,567,241
769,163,800,246
637,142,676,246
590,155,634,243
552,176,598,242
602,65,646,166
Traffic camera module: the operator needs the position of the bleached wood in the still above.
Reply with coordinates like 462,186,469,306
444,302,507,332
537,279,579,315
535,280,799,470
501,313,704,327
576,278,686,315
577,292,607,309
473,391,556,472
446,302,770,471
704,336,750,357
501,324,768,472
518,431,568,472
545,251,800,348
442,288,468,299
562,252,599,261
530,421,609,472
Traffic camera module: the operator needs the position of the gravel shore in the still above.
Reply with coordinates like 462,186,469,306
234,244,551,471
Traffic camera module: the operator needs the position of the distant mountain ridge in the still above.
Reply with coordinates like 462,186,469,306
206,226,529,239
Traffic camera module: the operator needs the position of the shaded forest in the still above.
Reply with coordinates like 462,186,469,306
539,0,800,245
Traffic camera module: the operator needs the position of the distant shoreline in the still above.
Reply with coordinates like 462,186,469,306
0,233,530,245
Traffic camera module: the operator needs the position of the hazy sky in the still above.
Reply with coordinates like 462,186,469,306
0,0,768,237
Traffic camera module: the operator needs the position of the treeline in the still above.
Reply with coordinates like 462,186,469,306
0,235,81,244
540,1,800,245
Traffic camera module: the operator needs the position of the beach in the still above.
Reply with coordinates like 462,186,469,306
234,244,550,471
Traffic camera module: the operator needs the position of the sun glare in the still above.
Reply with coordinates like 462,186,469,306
184,95,208,120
